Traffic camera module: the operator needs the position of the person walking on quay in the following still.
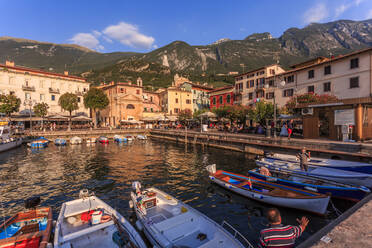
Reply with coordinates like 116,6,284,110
259,208,309,248
287,120,293,140
297,147,310,171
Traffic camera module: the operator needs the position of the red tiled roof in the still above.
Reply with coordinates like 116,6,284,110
0,63,86,81
209,85,234,93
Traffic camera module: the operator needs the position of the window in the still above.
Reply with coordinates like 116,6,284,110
266,92,274,99
51,95,55,101
193,99,196,103
77,97,81,103
250,80,254,88
219,96,223,104
213,97,216,105
120,88,124,93
25,80,29,86
186,99,191,104
40,94,44,101
136,89,140,94
257,91,264,98
286,75,294,83
324,65,331,75
246,81,249,88
126,104,135,109
248,92,253,100
151,108,153,112
350,58,359,69
350,77,359,88
25,93,31,100
270,69,275,75
175,98,178,103
227,94,231,103
308,85,314,93
323,82,331,92
268,80,274,86
144,107,147,111
174,108,179,114
10,91,14,95
308,70,314,79
283,89,294,97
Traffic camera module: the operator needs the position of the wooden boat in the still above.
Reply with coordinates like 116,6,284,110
28,137,49,148
266,153,372,174
113,135,127,143
98,136,109,144
54,138,67,146
54,189,146,248
70,136,82,145
0,207,53,248
249,167,370,202
256,157,372,188
206,164,330,215
130,182,250,248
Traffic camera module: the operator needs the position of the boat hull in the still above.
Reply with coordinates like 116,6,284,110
0,138,22,152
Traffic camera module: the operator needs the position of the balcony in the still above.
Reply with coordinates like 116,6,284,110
49,88,60,94
22,85,35,92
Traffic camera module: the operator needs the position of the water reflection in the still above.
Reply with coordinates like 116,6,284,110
0,140,338,246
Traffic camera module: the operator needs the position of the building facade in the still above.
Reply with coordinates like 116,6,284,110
209,86,234,109
180,82,212,112
143,90,161,113
160,87,193,116
99,80,143,126
234,64,285,106
0,61,90,116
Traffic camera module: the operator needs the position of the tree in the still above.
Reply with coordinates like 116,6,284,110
178,109,192,125
0,94,21,117
248,101,274,126
83,88,109,128
33,102,49,129
193,108,208,121
212,105,250,124
59,93,79,131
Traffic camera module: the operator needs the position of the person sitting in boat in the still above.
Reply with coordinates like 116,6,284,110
297,147,310,171
259,208,309,248
259,167,272,177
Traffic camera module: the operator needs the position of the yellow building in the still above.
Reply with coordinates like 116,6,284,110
160,86,193,116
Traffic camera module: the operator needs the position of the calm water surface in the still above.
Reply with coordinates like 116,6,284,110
0,140,344,246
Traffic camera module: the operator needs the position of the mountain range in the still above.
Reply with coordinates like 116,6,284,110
1,19,372,89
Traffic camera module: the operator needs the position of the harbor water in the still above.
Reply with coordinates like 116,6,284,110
0,140,351,246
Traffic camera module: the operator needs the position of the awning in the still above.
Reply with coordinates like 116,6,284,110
120,120,144,124
72,116,92,121
10,116,43,121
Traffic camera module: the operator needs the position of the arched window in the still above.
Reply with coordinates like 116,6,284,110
227,94,231,103
126,104,135,109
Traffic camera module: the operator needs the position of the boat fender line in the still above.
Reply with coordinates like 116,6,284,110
135,220,144,231
360,186,371,193
304,186,318,192
129,200,134,209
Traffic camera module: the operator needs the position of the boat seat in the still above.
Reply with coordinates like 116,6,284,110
154,211,194,233
61,220,114,243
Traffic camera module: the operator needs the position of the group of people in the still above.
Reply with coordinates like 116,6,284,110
279,119,294,140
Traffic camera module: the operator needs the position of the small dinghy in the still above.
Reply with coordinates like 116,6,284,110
0,197,53,248
249,167,370,202
54,189,147,248
55,138,67,146
114,135,127,143
98,136,109,144
130,181,250,248
136,135,147,140
256,157,372,188
125,135,133,142
86,137,96,145
28,137,49,148
70,136,82,145
266,153,372,174
206,164,330,215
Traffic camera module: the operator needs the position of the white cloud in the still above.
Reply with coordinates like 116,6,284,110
103,22,155,49
153,44,158,49
303,3,329,24
69,33,103,51
92,30,101,37
102,36,113,43
335,4,349,17
367,9,372,19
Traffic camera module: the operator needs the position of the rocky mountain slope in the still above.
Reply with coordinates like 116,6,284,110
1,19,372,88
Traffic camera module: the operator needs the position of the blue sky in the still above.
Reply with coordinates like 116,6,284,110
1,0,372,53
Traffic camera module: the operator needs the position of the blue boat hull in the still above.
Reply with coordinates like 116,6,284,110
248,170,368,201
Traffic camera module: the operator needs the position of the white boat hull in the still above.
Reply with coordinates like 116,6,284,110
210,176,329,215
0,138,23,152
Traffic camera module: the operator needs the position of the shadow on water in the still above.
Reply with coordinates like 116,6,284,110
0,140,348,246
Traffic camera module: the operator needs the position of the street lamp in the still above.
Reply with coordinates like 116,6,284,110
23,99,35,133
265,79,285,138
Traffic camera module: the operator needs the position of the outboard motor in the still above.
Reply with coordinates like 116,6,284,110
25,196,41,209
132,181,142,195
79,189,90,199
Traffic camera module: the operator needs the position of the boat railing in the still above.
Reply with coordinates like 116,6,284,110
221,220,254,248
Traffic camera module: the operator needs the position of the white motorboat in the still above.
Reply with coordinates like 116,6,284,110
266,153,372,174
86,137,97,145
70,136,82,145
256,158,372,188
136,135,147,140
0,122,23,152
54,189,147,248
130,182,250,248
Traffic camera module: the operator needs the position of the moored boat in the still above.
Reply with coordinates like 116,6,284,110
136,135,147,140
256,157,372,188
114,135,127,143
0,199,53,248
70,136,82,145
249,167,370,202
29,137,49,149
98,136,109,144
55,138,67,146
206,164,330,215
130,181,250,248
266,153,372,174
54,189,147,248
86,137,96,144
0,122,23,152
